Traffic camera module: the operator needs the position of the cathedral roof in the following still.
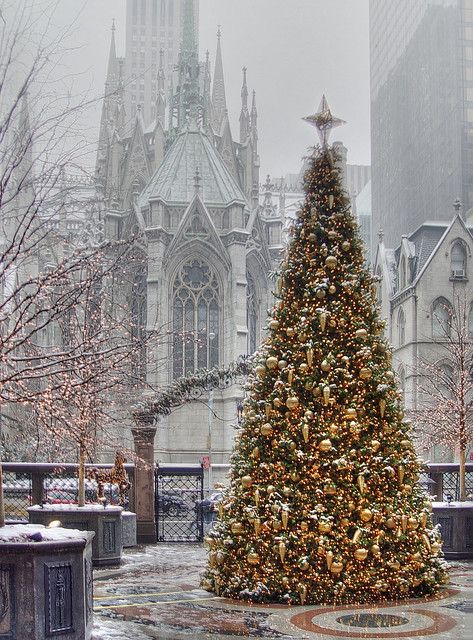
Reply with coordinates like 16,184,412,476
139,127,246,208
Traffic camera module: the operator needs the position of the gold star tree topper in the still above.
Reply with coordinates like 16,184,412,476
303,95,346,146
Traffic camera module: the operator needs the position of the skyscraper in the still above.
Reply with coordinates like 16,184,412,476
124,0,199,126
370,0,473,247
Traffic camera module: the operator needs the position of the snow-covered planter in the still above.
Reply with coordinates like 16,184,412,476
432,501,473,559
0,524,94,639
121,510,137,547
28,504,123,566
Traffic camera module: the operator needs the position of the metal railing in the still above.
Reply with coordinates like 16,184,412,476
425,463,473,501
2,462,135,522
2,461,471,525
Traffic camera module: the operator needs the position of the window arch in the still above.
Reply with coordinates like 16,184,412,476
438,362,454,400
397,307,406,346
172,259,220,379
246,271,258,355
432,298,452,338
450,241,467,278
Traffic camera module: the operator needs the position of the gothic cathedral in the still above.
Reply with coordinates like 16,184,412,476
95,1,284,477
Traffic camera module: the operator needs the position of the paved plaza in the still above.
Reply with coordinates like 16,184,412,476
92,544,473,640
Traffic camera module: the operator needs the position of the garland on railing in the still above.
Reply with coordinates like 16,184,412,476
132,357,251,421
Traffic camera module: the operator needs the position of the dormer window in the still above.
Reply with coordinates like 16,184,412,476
450,241,467,279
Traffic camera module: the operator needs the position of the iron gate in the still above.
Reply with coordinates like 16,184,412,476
155,465,204,542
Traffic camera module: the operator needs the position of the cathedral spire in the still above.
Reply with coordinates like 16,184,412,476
156,48,166,125
251,89,258,140
239,67,250,143
172,0,201,130
211,26,228,133
106,19,118,89
203,50,212,130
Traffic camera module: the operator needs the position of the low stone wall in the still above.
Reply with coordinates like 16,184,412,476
28,505,123,566
0,524,94,639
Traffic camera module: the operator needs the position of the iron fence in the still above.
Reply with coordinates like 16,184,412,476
1,462,135,522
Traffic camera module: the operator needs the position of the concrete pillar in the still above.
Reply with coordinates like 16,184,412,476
132,416,157,544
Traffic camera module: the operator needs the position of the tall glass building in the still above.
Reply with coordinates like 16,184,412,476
370,0,473,247
124,0,199,126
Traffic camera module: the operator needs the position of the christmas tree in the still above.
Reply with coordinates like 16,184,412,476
203,97,447,605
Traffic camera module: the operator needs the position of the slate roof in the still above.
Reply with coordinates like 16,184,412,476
139,127,246,208
394,221,448,281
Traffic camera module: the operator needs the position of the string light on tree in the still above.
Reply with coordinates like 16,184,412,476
202,97,447,605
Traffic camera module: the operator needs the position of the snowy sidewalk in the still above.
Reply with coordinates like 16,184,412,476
92,544,473,640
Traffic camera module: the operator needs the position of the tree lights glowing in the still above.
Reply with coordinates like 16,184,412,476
203,144,448,605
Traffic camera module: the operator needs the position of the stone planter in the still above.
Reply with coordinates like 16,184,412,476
28,504,123,567
0,524,94,640
121,511,137,547
432,501,473,560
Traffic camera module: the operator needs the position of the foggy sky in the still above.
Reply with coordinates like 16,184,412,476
51,0,370,178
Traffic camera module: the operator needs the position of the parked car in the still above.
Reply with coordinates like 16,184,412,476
156,491,188,517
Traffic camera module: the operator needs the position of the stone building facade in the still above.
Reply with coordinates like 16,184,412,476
374,211,473,463
95,0,282,479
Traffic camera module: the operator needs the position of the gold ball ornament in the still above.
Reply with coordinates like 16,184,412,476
247,552,260,565
300,521,309,532
346,408,357,420
329,285,336,294
321,359,331,372
354,548,369,561
260,423,273,436
319,439,332,452
342,241,351,251
305,410,314,419
266,485,276,494
386,517,396,529
266,356,279,369
359,367,372,380
360,508,373,522
286,396,299,410
328,230,337,240
318,521,332,534
355,328,368,339
278,359,288,369
231,522,245,534
431,541,442,555
316,289,326,299
330,561,344,575
255,365,266,378
241,475,253,488
371,544,381,556
371,439,381,452
286,327,296,337
325,255,338,269
269,320,279,330
299,363,308,374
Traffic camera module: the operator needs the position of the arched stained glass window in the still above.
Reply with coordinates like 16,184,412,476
397,307,406,346
432,298,452,338
451,241,467,278
172,259,220,379
247,272,258,355
131,266,147,381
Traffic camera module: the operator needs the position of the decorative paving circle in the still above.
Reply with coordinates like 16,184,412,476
336,613,409,628
290,607,457,638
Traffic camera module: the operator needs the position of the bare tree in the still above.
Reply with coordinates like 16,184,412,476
413,295,473,501
0,0,150,524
